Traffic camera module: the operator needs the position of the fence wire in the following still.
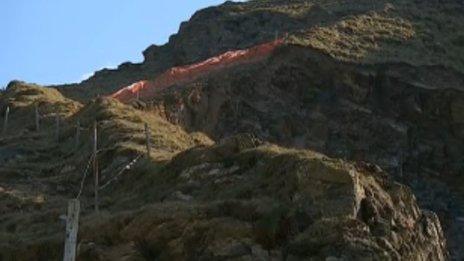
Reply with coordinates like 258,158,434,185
75,154,93,199
99,154,144,190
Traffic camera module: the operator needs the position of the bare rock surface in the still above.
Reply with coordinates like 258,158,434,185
74,135,448,260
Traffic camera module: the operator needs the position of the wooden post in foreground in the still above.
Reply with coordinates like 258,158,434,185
35,104,40,132
2,106,9,134
63,199,80,261
144,123,151,158
92,121,99,213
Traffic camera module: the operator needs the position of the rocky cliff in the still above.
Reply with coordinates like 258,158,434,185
0,92,448,259
53,0,464,100
1,0,464,260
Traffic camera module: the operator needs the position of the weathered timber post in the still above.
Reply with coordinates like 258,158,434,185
75,120,80,149
35,103,40,132
2,106,9,135
63,199,80,261
144,123,151,158
92,121,99,213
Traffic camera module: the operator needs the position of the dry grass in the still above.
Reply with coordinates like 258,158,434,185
0,83,214,259
0,81,82,137
291,13,415,60
228,0,464,72
286,1,464,72
233,1,314,18
71,97,213,159
0,81,81,114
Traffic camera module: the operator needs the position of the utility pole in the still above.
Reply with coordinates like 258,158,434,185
92,121,99,213
2,106,9,135
144,123,151,158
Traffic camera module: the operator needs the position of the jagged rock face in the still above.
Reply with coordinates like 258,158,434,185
150,46,464,178
76,135,447,260
54,0,335,100
148,45,464,258
3,0,463,259
0,84,450,261
54,0,464,101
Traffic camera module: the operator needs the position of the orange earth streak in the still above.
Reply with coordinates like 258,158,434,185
110,39,285,103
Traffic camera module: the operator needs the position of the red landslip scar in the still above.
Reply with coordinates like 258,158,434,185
110,39,285,103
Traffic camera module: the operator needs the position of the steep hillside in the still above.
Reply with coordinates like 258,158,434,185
111,39,284,103
0,83,212,260
0,108,448,259
2,0,464,260
75,136,447,260
98,1,464,258
53,0,464,101
140,43,464,259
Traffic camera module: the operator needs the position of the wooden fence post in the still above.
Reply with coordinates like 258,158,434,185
2,106,9,134
35,104,40,132
93,121,99,213
144,123,151,158
63,199,80,261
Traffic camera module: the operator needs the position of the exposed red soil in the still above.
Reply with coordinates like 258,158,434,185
111,39,285,103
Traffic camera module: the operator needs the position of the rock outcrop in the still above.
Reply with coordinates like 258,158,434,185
75,135,447,260
53,0,464,101
144,43,464,258
2,0,464,259
0,84,449,260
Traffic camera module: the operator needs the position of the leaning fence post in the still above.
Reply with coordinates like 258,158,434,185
144,123,151,158
92,121,99,213
2,106,9,134
35,104,40,132
63,199,80,261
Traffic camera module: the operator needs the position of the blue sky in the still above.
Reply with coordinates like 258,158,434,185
0,0,233,88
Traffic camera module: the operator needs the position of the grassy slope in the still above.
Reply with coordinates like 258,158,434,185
226,0,464,72
0,83,212,259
